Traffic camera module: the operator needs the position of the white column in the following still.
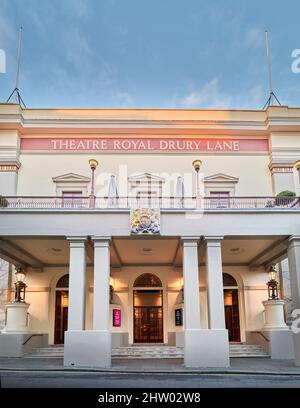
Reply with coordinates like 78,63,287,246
67,237,87,331
205,236,226,329
287,236,300,365
181,237,202,367
182,238,201,330
64,236,112,368
64,236,88,367
93,237,111,331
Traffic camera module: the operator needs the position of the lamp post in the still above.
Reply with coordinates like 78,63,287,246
88,158,99,208
192,159,202,209
267,265,279,300
14,266,27,302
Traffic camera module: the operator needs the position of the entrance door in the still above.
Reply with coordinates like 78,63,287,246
133,289,163,343
54,290,68,344
224,289,240,342
134,306,163,343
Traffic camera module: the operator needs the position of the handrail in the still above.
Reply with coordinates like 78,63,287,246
22,333,44,346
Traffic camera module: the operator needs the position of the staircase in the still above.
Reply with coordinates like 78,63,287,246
112,346,183,359
25,346,64,358
229,344,269,358
25,343,269,359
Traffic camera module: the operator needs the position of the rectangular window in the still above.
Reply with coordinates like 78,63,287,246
210,191,230,208
62,191,83,208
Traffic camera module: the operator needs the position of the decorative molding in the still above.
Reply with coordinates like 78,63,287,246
128,172,165,183
268,163,293,174
204,173,239,184
52,172,90,183
0,164,19,172
0,160,21,173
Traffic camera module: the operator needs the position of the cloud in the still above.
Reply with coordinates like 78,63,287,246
245,27,264,47
111,91,134,106
0,0,16,43
180,78,232,109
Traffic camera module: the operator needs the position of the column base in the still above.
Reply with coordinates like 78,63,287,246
263,330,295,359
2,302,30,333
293,333,300,366
184,329,229,367
262,300,288,330
64,330,111,368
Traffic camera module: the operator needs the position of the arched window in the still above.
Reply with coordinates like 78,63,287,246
133,273,162,288
56,274,69,288
223,273,237,287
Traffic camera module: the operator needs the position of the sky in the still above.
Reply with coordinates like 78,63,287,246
0,0,299,109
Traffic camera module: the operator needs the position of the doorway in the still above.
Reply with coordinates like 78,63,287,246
223,273,241,342
54,274,69,344
54,290,68,344
133,290,163,343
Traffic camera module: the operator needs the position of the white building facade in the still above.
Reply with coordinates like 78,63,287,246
0,104,300,367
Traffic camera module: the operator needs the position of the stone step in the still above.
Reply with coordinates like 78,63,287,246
25,344,269,359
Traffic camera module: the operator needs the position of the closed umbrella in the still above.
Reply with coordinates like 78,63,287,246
107,175,119,207
176,176,184,208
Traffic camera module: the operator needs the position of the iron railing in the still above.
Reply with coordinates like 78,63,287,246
0,196,299,210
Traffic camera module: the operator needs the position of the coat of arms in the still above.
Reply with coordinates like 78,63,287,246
130,208,160,234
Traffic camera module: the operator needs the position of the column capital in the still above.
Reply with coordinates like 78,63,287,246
288,235,300,246
203,236,224,246
66,236,88,247
181,237,200,246
91,236,111,247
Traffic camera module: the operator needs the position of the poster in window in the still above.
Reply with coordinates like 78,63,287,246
113,309,121,327
175,308,183,326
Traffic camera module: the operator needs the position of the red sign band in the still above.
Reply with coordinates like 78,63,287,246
20,137,269,152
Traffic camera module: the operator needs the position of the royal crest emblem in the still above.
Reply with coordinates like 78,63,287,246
130,208,160,235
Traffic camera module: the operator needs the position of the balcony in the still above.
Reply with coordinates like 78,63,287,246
1,196,300,210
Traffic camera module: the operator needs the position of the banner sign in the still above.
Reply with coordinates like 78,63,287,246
113,309,121,327
20,137,269,153
175,308,183,326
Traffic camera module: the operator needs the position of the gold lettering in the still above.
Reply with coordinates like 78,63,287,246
223,141,233,150
51,140,60,149
233,141,240,150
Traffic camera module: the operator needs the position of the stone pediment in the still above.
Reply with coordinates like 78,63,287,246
52,173,91,183
128,173,165,183
204,173,239,184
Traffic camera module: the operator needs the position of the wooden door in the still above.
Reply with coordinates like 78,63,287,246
134,306,163,343
54,291,68,344
224,289,241,342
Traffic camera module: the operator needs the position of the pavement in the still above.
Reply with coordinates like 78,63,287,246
1,358,300,388
0,357,300,375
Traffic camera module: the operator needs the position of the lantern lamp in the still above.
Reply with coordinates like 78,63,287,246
267,265,279,300
14,266,27,302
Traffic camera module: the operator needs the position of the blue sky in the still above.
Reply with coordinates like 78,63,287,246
0,0,299,109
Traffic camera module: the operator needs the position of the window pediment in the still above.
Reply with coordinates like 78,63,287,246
204,173,239,184
128,173,165,183
52,173,91,184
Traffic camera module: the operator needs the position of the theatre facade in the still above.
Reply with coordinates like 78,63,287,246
0,104,300,368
